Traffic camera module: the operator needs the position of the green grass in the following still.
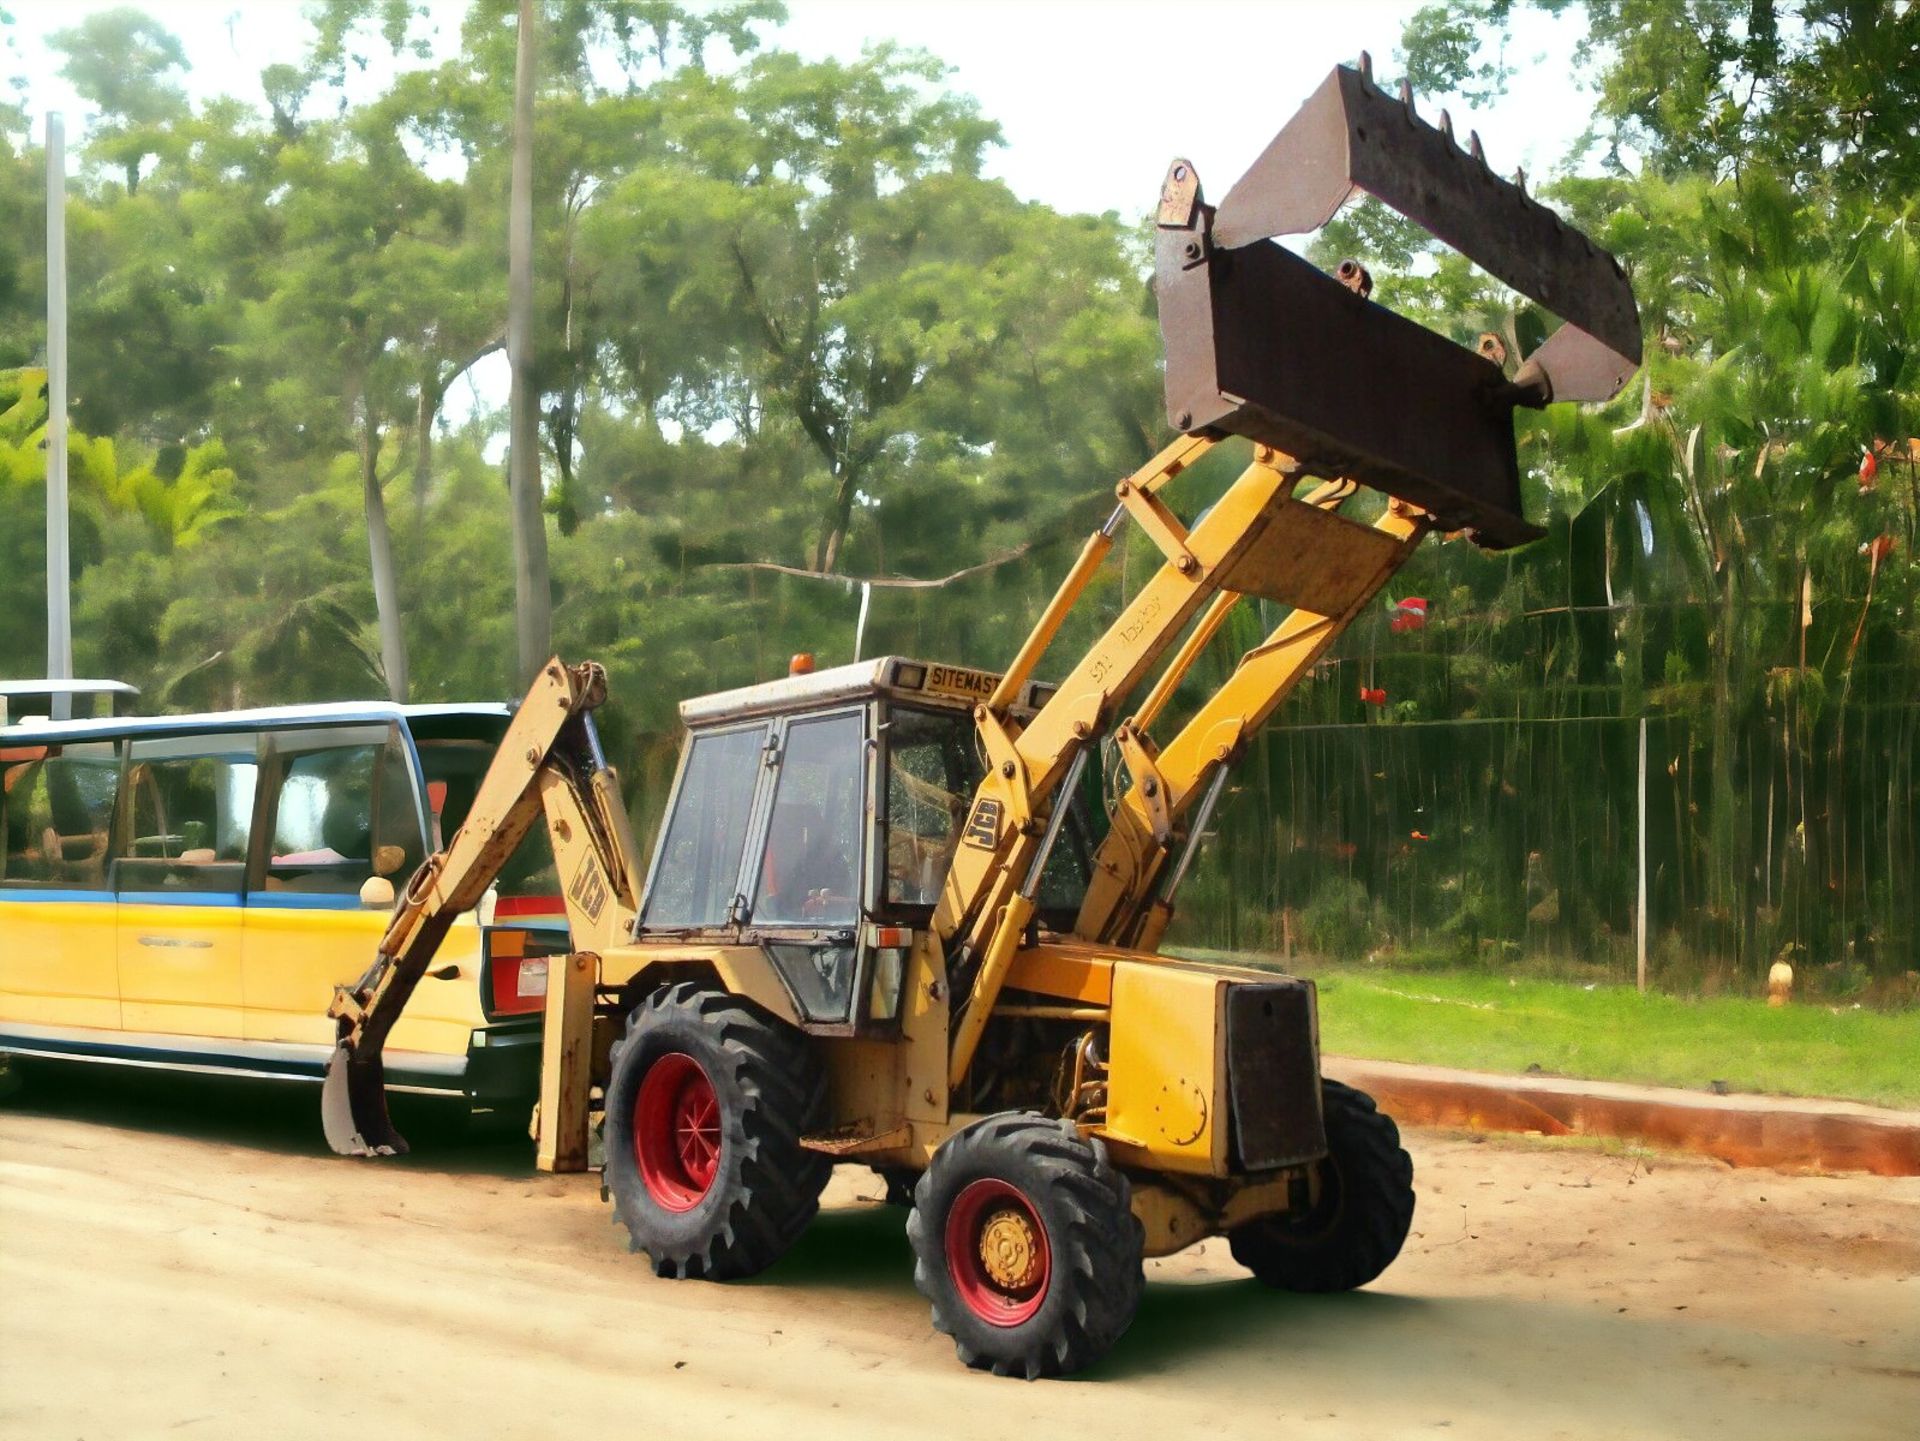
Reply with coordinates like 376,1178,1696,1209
1174,952,1920,1109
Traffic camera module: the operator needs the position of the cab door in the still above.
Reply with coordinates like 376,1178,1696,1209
741,708,871,1024
114,732,258,1037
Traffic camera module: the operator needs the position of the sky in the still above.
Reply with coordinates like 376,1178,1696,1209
4,0,1599,220
4,0,1599,444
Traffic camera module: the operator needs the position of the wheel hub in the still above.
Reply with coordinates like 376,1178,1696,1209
633,1051,721,1212
978,1207,1042,1291
944,1177,1052,1327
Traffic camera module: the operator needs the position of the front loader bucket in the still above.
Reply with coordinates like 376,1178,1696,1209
321,1040,410,1156
1157,56,1641,549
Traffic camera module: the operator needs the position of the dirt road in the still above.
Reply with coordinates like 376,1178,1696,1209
1,1072,1914,1440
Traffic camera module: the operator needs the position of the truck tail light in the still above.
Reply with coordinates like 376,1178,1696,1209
484,927,566,1019
495,894,565,918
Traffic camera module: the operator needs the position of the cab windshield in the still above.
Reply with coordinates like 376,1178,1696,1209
883,707,982,911
882,705,1100,925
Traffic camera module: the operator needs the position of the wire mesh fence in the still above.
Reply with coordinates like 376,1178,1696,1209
1169,703,1919,999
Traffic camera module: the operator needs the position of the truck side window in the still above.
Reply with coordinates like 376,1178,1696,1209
265,733,423,895
116,735,259,895
643,724,767,929
0,741,119,889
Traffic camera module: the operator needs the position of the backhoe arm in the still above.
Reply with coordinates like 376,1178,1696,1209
322,658,641,1156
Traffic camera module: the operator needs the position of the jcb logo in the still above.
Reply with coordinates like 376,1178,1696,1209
568,858,608,923
963,797,1002,851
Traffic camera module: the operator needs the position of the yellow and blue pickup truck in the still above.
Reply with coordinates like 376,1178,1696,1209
0,700,565,1119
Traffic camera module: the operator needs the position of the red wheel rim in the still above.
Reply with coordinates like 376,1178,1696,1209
633,1052,721,1212
944,1178,1051,1327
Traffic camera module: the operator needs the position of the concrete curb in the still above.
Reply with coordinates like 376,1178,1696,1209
1322,1056,1920,1177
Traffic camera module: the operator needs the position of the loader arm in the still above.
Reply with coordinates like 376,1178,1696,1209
1074,492,1429,950
322,658,643,1156
931,441,1431,1089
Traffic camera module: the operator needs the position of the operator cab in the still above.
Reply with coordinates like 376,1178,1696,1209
635,657,1097,1031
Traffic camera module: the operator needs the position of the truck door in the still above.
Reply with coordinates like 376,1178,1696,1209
242,724,439,1049
114,732,257,1037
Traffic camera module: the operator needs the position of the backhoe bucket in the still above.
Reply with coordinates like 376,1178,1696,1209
321,1038,409,1157
1157,56,1641,549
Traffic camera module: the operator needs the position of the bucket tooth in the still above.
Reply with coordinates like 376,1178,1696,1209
1206,62,1641,401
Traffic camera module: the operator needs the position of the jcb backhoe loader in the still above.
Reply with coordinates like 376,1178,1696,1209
322,58,1639,1378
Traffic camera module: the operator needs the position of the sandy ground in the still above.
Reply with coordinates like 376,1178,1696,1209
0,1070,1915,1441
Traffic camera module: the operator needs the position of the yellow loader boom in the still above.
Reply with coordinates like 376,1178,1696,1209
319,59,1638,1382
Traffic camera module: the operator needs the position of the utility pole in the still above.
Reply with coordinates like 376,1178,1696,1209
507,0,552,686
45,112,72,720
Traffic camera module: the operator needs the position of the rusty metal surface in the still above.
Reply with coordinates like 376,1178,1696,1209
1157,220,1542,547
800,1122,913,1156
1326,1056,1920,1177
1154,59,1644,550
1212,60,1641,405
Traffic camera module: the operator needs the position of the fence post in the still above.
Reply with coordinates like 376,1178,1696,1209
1637,716,1648,993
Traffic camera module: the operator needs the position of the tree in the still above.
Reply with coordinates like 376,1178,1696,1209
1398,1,1920,199
506,0,551,686
46,8,189,194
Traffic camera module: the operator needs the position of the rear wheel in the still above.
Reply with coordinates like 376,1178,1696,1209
908,1112,1143,1379
602,983,831,1279
1229,1079,1415,1292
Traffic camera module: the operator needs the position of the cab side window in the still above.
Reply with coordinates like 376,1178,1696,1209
265,733,423,895
642,724,767,929
883,710,979,909
116,735,259,895
1,741,120,889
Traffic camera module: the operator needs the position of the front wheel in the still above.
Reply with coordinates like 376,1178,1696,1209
1229,1078,1415,1292
602,983,831,1280
908,1112,1144,1379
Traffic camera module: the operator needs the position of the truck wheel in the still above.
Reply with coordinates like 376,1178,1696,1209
0,1055,23,1102
908,1112,1144,1379
603,982,831,1280
1229,1079,1415,1292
